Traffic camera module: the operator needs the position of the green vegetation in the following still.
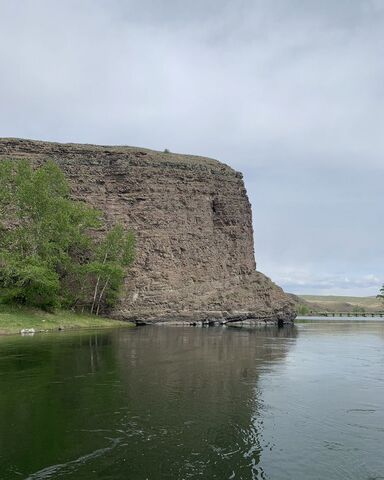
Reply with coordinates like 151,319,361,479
88,225,135,315
0,159,135,314
0,304,133,335
352,305,365,314
296,304,310,315
377,285,384,302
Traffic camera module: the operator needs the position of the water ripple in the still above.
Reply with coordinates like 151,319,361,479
23,437,121,479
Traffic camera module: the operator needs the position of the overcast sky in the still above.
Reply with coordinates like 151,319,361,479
1,0,383,295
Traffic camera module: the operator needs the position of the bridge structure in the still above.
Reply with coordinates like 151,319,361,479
303,311,384,318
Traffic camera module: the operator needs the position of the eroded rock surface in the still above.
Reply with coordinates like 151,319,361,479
0,138,296,323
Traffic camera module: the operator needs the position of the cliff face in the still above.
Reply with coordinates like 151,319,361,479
0,138,295,323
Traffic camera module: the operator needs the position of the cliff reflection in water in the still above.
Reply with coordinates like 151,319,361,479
113,326,298,479
0,326,297,480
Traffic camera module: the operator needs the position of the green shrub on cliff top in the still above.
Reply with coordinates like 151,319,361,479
0,159,135,312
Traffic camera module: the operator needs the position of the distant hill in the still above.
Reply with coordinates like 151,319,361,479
289,294,383,314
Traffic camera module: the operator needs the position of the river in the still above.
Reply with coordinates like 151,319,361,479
0,320,383,479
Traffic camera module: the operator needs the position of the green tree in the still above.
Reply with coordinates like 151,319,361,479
0,160,135,312
296,304,310,315
378,285,384,302
87,225,135,315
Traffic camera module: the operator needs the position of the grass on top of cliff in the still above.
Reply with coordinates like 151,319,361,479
0,304,133,335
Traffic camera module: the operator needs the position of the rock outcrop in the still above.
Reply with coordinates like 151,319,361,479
0,138,296,324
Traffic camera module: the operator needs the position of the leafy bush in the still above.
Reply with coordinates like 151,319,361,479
296,304,310,315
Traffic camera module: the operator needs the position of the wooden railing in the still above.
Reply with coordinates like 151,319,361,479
300,312,384,318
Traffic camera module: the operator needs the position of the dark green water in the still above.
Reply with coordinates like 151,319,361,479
0,321,383,479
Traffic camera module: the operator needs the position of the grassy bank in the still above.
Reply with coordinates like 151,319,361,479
0,305,134,335
299,295,382,313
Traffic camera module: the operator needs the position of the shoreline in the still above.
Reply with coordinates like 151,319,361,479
0,305,297,337
0,305,134,336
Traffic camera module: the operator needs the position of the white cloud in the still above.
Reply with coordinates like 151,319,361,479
276,270,381,295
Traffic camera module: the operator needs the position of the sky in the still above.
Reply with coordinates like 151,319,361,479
0,0,383,296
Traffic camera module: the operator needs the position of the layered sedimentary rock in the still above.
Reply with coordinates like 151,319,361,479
0,138,296,323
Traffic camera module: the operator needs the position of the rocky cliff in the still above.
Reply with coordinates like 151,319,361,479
0,138,295,324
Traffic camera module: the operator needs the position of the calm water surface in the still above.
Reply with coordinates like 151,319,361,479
0,321,383,479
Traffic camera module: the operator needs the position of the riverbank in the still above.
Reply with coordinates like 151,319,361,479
292,294,383,315
0,305,134,335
